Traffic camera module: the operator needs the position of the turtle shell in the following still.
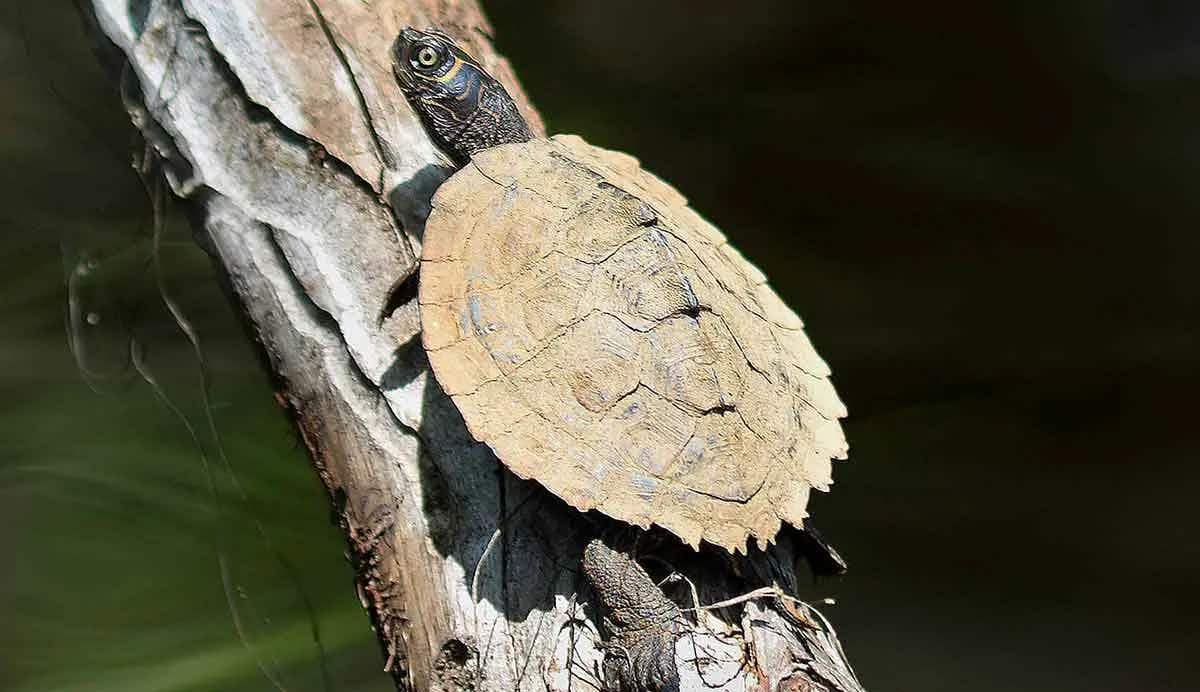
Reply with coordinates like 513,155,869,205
419,134,847,552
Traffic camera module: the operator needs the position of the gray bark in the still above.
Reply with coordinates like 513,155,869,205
80,1,869,690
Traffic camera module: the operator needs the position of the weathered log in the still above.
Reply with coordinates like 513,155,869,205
80,1,868,690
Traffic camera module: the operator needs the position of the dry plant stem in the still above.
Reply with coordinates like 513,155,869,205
80,0,868,690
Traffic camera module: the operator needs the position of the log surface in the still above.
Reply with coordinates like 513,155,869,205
81,1,868,690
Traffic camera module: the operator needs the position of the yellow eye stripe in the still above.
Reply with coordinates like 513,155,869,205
412,56,466,84
434,57,466,83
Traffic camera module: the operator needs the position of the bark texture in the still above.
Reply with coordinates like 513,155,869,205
80,1,869,690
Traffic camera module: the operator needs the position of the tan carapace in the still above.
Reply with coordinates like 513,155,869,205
419,134,847,552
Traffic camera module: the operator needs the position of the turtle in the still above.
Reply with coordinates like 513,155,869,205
391,28,849,556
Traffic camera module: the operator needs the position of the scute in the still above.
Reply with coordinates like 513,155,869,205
420,135,847,552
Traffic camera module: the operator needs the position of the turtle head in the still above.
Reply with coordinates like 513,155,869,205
392,27,533,165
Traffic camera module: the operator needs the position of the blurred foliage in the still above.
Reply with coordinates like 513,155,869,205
0,5,390,692
1,2,1198,692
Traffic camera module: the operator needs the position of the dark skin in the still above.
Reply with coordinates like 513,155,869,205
391,28,532,165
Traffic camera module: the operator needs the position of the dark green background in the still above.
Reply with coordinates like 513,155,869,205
2,2,1197,691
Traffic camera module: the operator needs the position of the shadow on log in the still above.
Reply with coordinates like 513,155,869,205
78,0,869,689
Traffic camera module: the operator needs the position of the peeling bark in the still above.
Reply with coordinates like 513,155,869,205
79,1,868,690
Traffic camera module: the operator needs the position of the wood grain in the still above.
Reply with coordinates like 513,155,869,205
82,0,867,689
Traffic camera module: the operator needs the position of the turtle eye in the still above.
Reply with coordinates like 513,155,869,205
413,45,442,70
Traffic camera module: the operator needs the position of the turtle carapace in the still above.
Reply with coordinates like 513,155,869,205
392,27,849,555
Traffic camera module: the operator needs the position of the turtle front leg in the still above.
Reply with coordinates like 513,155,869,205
582,538,683,692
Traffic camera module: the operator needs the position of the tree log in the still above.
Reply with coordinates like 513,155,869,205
80,1,868,690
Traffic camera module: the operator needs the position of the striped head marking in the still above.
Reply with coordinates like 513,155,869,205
392,27,532,165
